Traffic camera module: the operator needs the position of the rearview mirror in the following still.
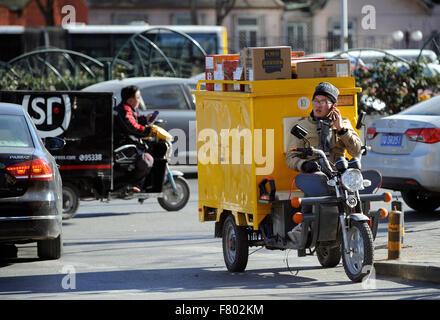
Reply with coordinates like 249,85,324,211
44,137,65,151
356,111,366,130
291,124,308,140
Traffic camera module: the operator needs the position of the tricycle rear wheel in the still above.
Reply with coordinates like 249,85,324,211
222,215,248,272
316,244,341,268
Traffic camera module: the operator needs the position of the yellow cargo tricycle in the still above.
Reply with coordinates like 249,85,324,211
194,77,392,282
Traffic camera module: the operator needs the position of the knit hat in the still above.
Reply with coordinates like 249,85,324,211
313,82,339,104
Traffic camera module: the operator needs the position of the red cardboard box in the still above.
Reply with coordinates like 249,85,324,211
205,54,239,91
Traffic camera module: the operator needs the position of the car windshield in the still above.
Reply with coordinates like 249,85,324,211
399,96,440,116
0,115,33,147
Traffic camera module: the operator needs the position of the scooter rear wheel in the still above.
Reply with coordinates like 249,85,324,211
157,176,190,211
342,221,374,282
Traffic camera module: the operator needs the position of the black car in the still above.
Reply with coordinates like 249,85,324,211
0,102,64,259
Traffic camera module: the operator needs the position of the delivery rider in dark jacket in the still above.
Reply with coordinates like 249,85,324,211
114,85,158,191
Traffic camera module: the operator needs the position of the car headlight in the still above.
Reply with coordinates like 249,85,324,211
341,168,364,192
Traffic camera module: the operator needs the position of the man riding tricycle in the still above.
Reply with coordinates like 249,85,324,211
195,76,391,282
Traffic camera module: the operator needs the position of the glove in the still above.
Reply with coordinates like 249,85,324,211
301,161,321,173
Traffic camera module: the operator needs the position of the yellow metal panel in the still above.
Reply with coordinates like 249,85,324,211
195,77,361,230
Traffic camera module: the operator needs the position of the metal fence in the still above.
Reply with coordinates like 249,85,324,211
227,34,438,54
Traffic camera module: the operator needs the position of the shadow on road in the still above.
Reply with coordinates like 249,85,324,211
0,265,346,297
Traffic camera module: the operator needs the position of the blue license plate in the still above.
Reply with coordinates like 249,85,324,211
381,134,402,146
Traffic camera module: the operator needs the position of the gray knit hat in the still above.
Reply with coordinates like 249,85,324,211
313,82,339,104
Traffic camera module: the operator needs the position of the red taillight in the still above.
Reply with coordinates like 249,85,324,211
405,128,440,144
366,127,377,140
6,162,30,179
6,158,53,180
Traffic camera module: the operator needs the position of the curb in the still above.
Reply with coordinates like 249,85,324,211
374,261,440,284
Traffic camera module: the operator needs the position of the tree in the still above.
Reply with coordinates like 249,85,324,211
189,0,198,24
35,0,55,26
354,58,440,115
215,0,236,25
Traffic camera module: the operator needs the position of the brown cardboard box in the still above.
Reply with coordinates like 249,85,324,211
205,54,239,91
291,59,350,79
241,46,292,81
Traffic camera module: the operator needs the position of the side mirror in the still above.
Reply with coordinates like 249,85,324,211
290,124,308,140
44,137,65,151
356,111,366,130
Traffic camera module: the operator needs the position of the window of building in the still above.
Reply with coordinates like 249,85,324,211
286,22,310,52
234,16,261,51
328,19,356,51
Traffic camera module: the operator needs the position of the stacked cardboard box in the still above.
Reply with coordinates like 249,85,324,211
205,54,239,91
291,58,350,79
203,47,351,92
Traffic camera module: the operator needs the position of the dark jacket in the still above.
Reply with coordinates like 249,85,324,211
114,102,152,147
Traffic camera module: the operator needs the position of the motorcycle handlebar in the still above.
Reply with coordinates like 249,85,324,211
294,147,334,174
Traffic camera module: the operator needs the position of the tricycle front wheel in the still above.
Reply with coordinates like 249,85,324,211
342,221,374,282
222,215,248,272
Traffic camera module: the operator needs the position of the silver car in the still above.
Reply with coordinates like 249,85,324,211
82,77,197,165
362,95,440,212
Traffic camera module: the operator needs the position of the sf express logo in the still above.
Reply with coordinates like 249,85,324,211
22,95,71,138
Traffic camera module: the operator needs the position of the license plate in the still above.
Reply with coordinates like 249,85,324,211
381,134,402,146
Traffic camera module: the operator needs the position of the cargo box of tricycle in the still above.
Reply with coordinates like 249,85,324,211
194,77,361,230
0,90,114,193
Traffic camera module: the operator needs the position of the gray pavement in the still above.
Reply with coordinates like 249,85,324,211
373,214,440,284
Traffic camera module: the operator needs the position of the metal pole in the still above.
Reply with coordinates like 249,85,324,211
340,0,348,51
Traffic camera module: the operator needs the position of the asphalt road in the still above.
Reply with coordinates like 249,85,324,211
0,178,439,302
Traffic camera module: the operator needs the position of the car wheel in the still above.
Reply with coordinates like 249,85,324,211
401,190,440,212
62,183,80,219
37,234,63,260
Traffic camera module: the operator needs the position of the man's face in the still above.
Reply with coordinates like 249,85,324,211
312,95,333,118
127,90,141,109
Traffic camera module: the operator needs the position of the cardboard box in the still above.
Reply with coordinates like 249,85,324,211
291,51,305,58
224,60,245,92
291,59,350,79
205,54,239,91
241,46,292,82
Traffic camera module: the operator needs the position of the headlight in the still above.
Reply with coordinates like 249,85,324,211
341,168,364,192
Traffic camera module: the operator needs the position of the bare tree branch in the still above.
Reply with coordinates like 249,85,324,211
216,0,236,25
35,0,55,26
190,0,198,25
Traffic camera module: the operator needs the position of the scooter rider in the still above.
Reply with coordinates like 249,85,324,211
114,85,158,192
285,82,362,244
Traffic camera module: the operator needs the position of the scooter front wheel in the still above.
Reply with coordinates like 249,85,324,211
342,221,374,282
157,176,190,211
